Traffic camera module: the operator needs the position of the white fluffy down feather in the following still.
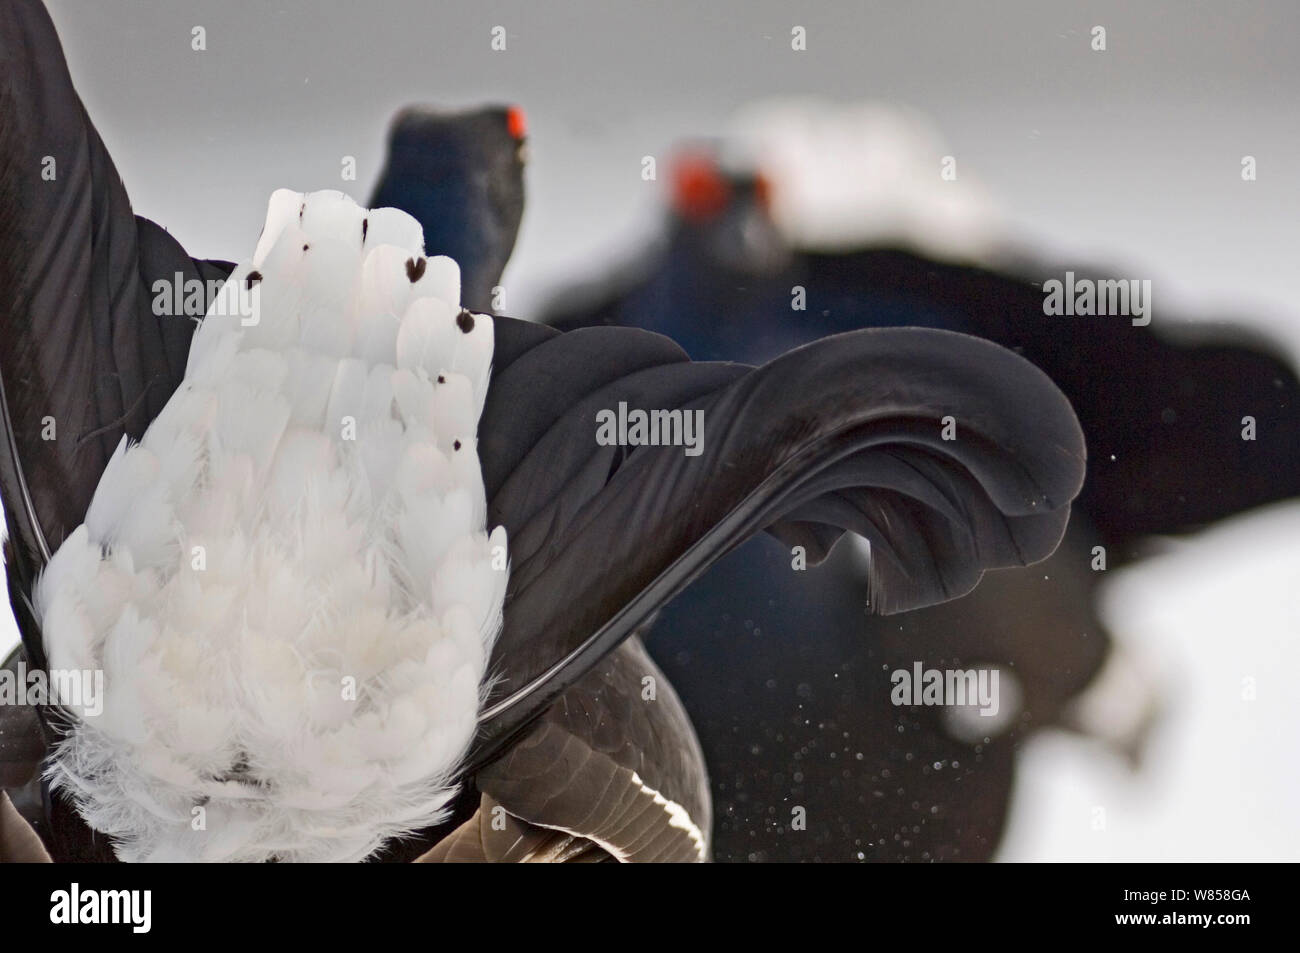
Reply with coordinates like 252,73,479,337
34,190,508,862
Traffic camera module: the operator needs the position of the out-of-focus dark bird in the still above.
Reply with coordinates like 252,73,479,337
549,142,1300,555
369,105,527,314
543,137,1299,860
0,0,1086,863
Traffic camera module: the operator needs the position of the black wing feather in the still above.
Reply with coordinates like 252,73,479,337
0,0,231,670
469,320,1084,767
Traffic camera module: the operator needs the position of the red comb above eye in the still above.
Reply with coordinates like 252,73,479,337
506,106,527,140
671,153,730,222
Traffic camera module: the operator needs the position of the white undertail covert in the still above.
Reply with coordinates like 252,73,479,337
35,190,507,862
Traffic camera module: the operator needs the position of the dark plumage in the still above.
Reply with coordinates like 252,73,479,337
546,153,1300,551
541,147,1299,860
370,105,526,313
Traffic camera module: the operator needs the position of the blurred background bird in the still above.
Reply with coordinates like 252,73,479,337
370,104,528,313
541,107,1300,861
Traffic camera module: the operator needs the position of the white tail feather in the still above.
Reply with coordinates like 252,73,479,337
36,190,507,863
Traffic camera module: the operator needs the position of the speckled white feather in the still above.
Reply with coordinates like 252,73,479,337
35,189,507,863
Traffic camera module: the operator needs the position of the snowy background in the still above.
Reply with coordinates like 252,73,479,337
4,0,1297,860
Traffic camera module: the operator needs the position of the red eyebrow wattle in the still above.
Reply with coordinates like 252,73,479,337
506,105,527,140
